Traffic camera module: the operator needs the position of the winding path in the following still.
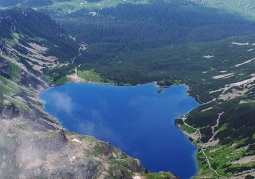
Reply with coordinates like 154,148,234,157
71,43,87,64
182,112,227,178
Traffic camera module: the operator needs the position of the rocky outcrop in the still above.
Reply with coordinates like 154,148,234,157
97,141,146,173
0,56,11,78
0,38,8,55
20,70,48,89
1,103,19,119
0,39,4,50
0,114,158,179
0,117,95,178
0,91,20,119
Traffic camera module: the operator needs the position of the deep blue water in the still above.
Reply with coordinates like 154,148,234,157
40,82,200,179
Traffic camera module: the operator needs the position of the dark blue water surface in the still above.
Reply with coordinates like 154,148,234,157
40,82,200,179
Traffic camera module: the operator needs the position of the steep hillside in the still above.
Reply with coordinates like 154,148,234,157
0,6,178,179
0,4,78,111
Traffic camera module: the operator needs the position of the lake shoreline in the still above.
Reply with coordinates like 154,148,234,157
65,77,194,99
40,82,200,179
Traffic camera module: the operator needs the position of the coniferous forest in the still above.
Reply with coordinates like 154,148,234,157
44,1,255,88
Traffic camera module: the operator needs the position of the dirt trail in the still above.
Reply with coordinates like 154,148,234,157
182,113,227,178
71,43,87,64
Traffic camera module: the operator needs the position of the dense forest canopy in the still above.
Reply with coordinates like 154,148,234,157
40,1,255,87
60,2,255,50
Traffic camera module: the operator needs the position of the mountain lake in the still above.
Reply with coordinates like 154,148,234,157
40,82,200,179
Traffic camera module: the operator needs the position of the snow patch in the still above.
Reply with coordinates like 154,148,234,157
72,138,82,143
235,58,255,67
232,42,249,46
213,73,234,79
203,55,214,58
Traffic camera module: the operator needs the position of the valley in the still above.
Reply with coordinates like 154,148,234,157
1,0,255,178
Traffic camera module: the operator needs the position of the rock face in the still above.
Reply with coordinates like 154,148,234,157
0,116,90,178
0,109,150,179
1,103,19,119
0,38,8,55
0,56,11,78
0,39,4,50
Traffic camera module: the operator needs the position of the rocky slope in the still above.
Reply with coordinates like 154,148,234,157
0,5,178,179
0,110,146,178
